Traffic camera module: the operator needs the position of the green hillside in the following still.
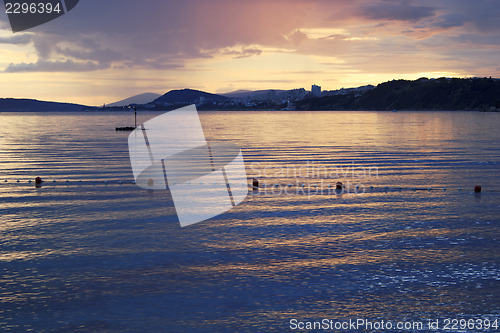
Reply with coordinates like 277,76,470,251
296,78,500,111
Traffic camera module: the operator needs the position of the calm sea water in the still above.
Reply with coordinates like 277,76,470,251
0,111,499,332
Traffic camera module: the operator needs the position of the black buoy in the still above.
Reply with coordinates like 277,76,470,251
336,181,343,190
474,185,482,193
116,107,138,131
35,177,43,188
252,178,259,191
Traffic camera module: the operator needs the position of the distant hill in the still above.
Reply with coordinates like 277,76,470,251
220,90,252,98
108,93,161,107
0,98,88,112
3,78,499,112
152,89,228,105
296,78,500,111
221,89,285,99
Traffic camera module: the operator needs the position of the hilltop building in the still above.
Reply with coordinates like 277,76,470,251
311,84,321,97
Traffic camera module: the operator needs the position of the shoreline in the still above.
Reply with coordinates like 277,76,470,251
1,109,499,113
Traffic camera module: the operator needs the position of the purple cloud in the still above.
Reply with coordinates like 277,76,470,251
360,2,436,22
3,59,105,72
0,0,499,77
0,35,32,44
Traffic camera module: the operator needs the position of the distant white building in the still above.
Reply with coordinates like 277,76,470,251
311,84,321,97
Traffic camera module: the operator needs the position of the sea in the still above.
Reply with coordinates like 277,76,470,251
0,111,499,332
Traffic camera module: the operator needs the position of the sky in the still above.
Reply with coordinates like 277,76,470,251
0,0,499,106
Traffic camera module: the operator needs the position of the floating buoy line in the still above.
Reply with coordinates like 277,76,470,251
0,178,136,186
0,177,495,194
248,185,495,194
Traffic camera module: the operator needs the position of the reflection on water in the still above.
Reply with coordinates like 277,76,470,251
0,111,499,332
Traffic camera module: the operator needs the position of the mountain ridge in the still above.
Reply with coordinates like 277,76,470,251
108,93,161,107
0,98,89,112
221,89,286,99
152,88,228,105
1,77,499,111
295,77,500,111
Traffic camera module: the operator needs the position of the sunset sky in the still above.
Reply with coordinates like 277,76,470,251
0,0,499,106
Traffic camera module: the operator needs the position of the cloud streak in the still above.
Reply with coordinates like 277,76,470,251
0,35,32,44
3,59,106,72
